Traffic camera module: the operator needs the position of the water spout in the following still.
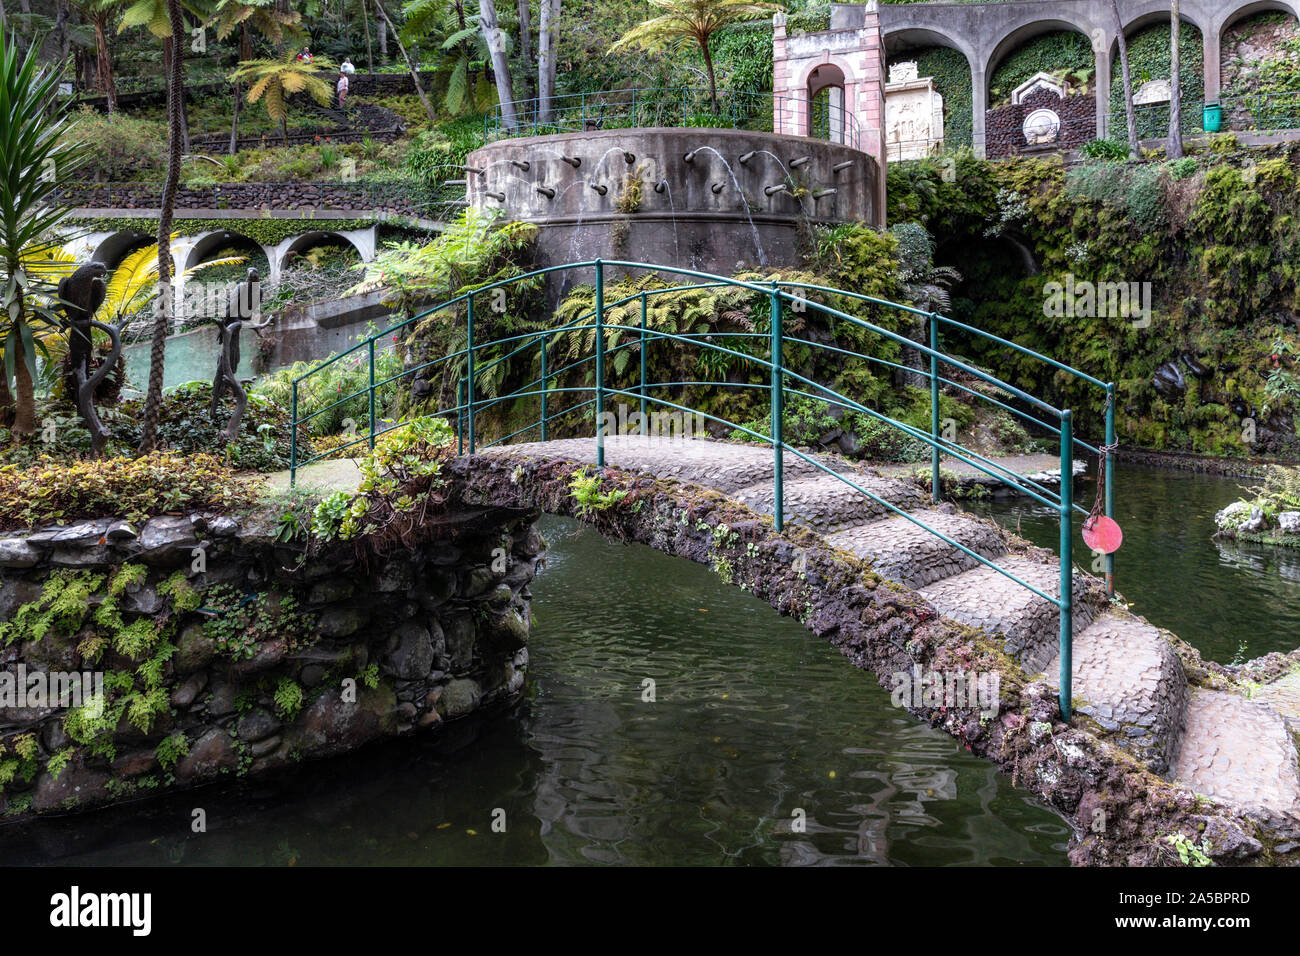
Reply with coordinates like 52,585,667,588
510,160,531,172
710,182,725,194
485,190,506,202
683,149,701,163
813,188,837,200
739,151,756,165
832,160,855,173
536,186,556,199
591,183,608,196
653,180,668,193
764,183,788,196
445,179,468,187
624,151,636,164
463,165,485,176
561,155,582,168
789,156,810,169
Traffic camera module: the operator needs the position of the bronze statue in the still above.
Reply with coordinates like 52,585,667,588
210,267,264,442
57,261,119,457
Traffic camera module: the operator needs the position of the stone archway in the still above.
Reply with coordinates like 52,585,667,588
807,61,849,143
272,228,376,282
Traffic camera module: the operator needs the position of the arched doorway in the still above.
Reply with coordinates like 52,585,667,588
807,62,848,143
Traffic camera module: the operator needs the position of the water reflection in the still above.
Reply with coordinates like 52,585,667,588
973,463,1300,663
1,516,1069,866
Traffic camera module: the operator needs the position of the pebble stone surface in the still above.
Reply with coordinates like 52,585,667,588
477,436,1300,812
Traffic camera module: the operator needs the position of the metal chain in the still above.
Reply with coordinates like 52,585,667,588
1090,391,1119,521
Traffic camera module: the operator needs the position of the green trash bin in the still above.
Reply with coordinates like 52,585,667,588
1203,102,1222,132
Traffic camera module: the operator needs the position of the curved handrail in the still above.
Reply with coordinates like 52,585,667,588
290,258,1113,721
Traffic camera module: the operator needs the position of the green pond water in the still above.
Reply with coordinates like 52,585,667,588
971,463,1298,665
10,462,1290,866
4,515,1069,866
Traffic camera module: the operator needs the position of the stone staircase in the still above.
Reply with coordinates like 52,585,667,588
484,436,1300,816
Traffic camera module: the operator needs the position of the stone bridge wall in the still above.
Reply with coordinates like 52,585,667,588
0,503,542,820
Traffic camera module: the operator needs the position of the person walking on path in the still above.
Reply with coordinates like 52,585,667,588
336,68,349,109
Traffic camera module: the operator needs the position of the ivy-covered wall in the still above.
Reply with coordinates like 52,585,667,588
989,31,1095,106
1109,23,1206,139
887,143,1300,457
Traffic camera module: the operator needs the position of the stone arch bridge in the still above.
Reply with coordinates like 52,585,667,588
288,258,1300,864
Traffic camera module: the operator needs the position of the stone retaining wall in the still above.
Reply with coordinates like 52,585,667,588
0,504,543,820
985,89,1096,159
55,182,429,216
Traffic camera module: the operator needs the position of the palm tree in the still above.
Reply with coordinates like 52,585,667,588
400,0,494,116
230,52,335,144
209,0,302,153
135,0,186,454
71,0,120,111
609,0,780,107
0,24,90,440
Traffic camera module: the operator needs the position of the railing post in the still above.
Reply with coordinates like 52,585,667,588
639,291,648,427
367,338,376,451
770,283,784,532
456,379,465,455
929,312,941,504
1104,382,1116,597
595,260,605,467
290,381,298,486
540,336,548,442
1059,408,1074,722
466,294,476,454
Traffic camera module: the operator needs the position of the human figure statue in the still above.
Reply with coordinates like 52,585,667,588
210,267,264,442
57,261,118,457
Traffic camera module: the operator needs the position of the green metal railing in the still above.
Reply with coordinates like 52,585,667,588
289,259,1118,720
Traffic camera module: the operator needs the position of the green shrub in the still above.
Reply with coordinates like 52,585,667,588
62,108,168,180
252,339,405,440
116,382,300,472
0,452,257,530
1082,138,1129,160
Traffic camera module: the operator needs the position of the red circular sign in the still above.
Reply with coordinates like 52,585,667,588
1082,515,1123,555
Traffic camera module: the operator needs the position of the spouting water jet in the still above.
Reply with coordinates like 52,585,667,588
653,180,668,193
536,186,556,199
561,155,582,168
683,149,701,163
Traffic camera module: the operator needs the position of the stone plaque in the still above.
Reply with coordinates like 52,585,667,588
1023,108,1061,145
1134,79,1173,105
